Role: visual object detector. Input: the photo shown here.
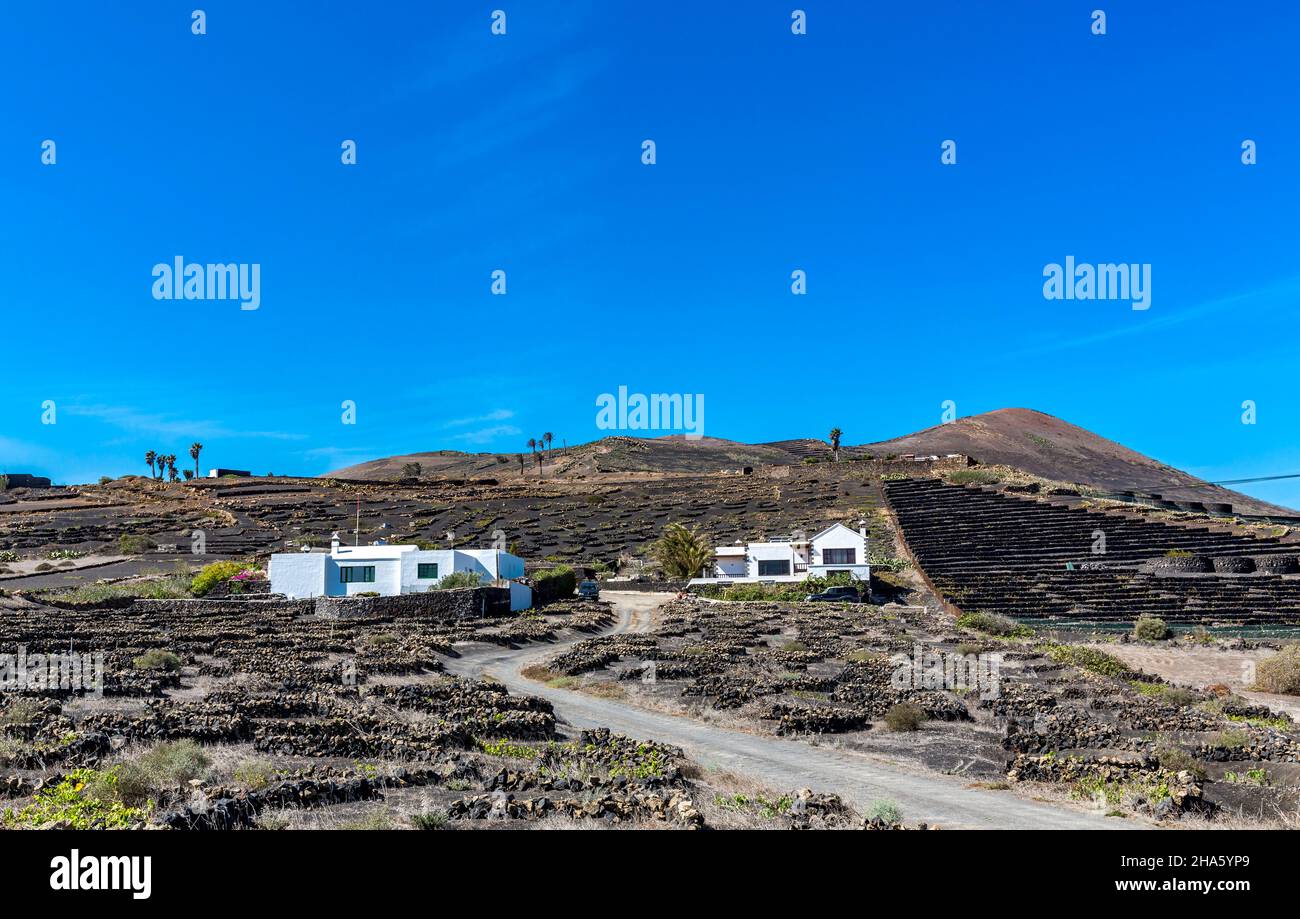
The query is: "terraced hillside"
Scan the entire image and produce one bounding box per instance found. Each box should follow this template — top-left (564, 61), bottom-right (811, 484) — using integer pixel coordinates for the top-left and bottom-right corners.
top-left (0, 467), bottom-right (881, 584)
top-left (886, 478), bottom-right (1300, 627)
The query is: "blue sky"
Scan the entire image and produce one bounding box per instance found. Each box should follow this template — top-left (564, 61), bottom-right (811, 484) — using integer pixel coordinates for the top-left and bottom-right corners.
top-left (1, 1), bottom-right (1298, 507)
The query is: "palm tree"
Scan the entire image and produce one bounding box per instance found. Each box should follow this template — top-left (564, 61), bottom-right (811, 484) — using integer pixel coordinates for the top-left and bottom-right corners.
top-left (145, 451), bottom-right (157, 480)
top-left (651, 522), bottom-right (714, 578)
top-left (527, 437), bottom-right (537, 461)
top-left (165, 455), bottom-right (178, 482)
top-left (516, 454), bottom-right (525, 476)
top-left (829, 427), bottom-right (842, 462)
top-left (543, 432), bottom-right (554, 456)
top-left (189, 442), bottom-right (203, 479)
top-left (534, 449), bottom-right (544, 479)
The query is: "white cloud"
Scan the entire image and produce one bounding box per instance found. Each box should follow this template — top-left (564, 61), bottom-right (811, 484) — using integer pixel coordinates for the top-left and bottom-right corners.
top-left (447, 424), bottom-right (521, 445)
top-left (64, 404), bottom-right (306, 441)
top-left (443, 409), bottom-right (514, 428)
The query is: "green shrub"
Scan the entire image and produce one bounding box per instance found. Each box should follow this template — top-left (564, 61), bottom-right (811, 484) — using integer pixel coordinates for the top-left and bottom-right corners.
top-left (106, 741), bottom-right (211, 806)
top-left (475, 738), bottom-right (538, 759)
top-left (956, 611), bottom-right (1033, 639)
top-left (699, 572), bottom-right (861, 603)
top-left (133, 649), bottom-right (182, 672)
top-left (0, 551), bottom-right (18, 563)
top-left (1211, 729), bottom-right (1250, 750)
top-left (1133, 615), bottom-right (1170, 641)
top-left (411, 811), bottom-right (447, 830)
top-left (1224, 768), bottom-right (1269, 786)
top-left (1153, 744), bottom-right (1205, 780)
top-left (1044, 643), bottom-right (1134, 679)
top-left (884, 702), bottom-right (926, 732)
top-left (1252, 644), bottom-right (1300, 695)
top-left (190, 560), bottom-right (255, 596)
top-left (1164, 549), bottom-right (1193, 559)
top-left (232, 758), bottom-right (277, 791)
top-left (117, 534), bottom-right (155, 555)
top-left (436, 570), bottom-right (485, 590)
top-left (866, 800), bottom-right (903, 823)
top-left (532, 565), bottom-right (576, 604)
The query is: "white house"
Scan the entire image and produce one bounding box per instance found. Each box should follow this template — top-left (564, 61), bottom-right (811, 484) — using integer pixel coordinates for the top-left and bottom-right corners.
top-left (269, 533), bottom-right (533, 610)
top-left (689, 522), bottom-right (870, 585)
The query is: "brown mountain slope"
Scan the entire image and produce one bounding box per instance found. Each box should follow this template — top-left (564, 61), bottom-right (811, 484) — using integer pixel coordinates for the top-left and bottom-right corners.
top-left (851, 408), bottom-right (1291, 516)
top-left (327, 435), bottom-right (805, 480)
top-left (326, 409), bottom-right (1292, 516)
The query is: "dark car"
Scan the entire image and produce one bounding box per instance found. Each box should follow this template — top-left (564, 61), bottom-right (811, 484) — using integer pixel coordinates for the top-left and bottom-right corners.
top-left (804, 585), bottom-right (864, 603)
top-left (577, 579), bottom-right (601, 600)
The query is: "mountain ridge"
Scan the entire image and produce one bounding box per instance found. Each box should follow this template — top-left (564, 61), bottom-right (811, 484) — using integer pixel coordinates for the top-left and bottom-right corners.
top-left (326, 408), bottom-right (1293, 516)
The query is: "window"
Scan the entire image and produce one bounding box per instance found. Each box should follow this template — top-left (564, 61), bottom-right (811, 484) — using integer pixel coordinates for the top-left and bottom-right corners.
top-left (758, 560), bottom-right (790, 577)
top-left (339, 566), bottom-right (375, 584)
top-left (823, 548), bottom-right (856, 565)
top-left (417, 563), bottom-right (439, 579)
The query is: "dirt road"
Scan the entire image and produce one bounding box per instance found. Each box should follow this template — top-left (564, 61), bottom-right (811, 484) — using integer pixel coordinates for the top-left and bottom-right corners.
top-left (444, 592), bottom-right (1136, 829)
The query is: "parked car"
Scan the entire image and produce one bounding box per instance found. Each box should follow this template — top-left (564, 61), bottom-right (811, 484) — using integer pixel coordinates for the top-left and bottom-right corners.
top-left (804, 585), bottom-right (864, 603)
top-left (578, 579), bottom-right (601, 600)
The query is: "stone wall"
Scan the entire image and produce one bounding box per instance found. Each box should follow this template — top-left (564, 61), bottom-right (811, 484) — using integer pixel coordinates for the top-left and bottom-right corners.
top-left (602, 580), bottom-right (688, 593)
top-left (132, 587), bottom-right (511, 620)
top-left (312, 587), bottom-right (511, 620)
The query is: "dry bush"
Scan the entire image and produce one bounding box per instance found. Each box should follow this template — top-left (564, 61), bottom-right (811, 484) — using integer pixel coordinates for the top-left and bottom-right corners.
top-left (884, 702), bottom-right (926, 732)
top-left (1253, 645), bottom-right (1300, 696)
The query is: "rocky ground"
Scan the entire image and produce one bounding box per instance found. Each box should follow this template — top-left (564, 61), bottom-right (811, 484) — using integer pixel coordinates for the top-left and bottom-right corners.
top-left (0, 593), bottom-right (903, 830)
top-left (534, 594), bottom-right (1300, 826)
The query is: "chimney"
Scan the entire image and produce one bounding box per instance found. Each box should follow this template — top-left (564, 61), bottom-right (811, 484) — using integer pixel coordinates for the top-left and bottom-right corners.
top-left (330, 531), bottom-right (341, 553)
top-left (858, 521), bottom-right (868, 542)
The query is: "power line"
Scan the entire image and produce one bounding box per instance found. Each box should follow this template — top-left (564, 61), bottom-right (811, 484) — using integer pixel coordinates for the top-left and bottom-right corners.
top-left (1208, 472), bottom-right (1300, 486)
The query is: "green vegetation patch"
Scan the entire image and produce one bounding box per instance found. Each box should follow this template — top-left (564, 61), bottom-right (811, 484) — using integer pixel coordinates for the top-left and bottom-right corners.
top-left (1044, 643), bottom-right (1135, 679)
top-left (956, 611), bottom-right (1034, 639)
top-left (3, 769), bottom-right (149, 829)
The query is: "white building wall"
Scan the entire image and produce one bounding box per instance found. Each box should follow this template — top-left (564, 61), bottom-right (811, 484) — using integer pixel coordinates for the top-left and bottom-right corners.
top-left (747, 543), bottom-right (798, 578)
top-left (715, 557), bottom-right (747, 578)
top-left (269, 554), bottom-right (327, 599)
top-left (810, 525), bottom-right (865, 565)
top-left (399, 550), bottom-right (454, 593)
top-left (270, 545), bottom-right (531, 604)
top-left (329, 557), bottom-right (401, 596)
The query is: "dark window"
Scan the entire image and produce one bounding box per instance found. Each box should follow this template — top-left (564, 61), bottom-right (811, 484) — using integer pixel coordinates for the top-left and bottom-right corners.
top-left (823, 548), bottom-right (856, 565)
top-left (417, 563), bottom-right (439, 579)
top-left (758, 560), bottom-right (791, 577)
top-left (339, 566), bottom-right (376, 584)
